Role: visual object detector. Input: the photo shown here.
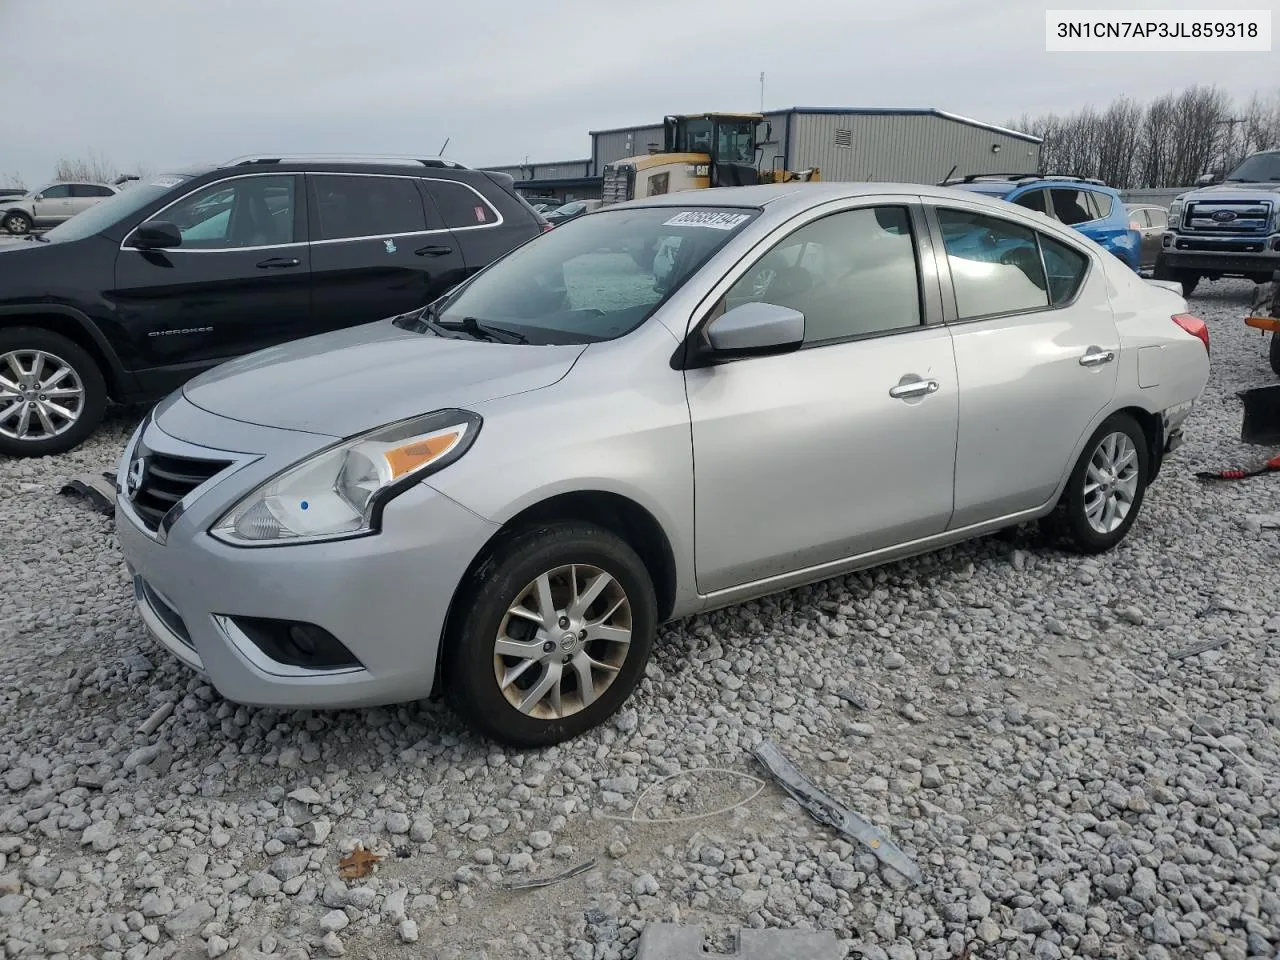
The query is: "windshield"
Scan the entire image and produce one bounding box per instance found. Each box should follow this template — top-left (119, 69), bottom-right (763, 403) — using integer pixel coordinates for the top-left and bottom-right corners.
top-left (435, 205), bottom-right (759, 345)
top-left (1225, 151), bottom-right (1280, 182)
top-left (716, 121), bottom-right (756, 164)
top-left (42, 174), bottom-right (192, 242)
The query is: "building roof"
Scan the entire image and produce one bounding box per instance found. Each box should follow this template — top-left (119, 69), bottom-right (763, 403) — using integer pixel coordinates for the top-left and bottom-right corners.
top-left (589, 108), bottom-right (1041, 144)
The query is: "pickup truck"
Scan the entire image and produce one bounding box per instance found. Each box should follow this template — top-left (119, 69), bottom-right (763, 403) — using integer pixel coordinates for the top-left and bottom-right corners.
top-left (1155, 149), bottom-right (1280, 297)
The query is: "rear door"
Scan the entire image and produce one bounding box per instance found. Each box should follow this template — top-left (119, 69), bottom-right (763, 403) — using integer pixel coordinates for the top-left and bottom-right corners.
top-left (70, 183), bottom-right (110, 215)
top-left (307, 173), bottom-right (468, 332)
top-left (420, 177), bottom-right (535, 276)
top-left (928, 203), bottom-right (1118, 527)
top-left (111, 173), bottom-right (311, 390)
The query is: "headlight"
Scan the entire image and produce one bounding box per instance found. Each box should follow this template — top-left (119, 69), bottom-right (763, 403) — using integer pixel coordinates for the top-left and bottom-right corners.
top-left (1168, 201), bottom-right (1183, 225)
top-left (211, 409), bottom-right (481, 546)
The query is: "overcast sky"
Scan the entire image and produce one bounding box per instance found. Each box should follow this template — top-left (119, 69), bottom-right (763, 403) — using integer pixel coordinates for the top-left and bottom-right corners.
top-left (0, 0), bottom-right (1273, 185)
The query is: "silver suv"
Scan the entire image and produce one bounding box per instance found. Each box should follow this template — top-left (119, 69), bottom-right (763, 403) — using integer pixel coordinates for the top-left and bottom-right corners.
top-left (2, 181), bottom-right (120, 234)
top-left (1155, 149), bottom-right (1280, 296)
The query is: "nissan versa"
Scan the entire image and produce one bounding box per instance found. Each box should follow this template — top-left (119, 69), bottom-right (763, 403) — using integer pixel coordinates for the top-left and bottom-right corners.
top-left (115, 184), bottom-right (1210, 746)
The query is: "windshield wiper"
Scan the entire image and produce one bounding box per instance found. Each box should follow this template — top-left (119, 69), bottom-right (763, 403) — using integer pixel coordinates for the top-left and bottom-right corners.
top-left (434, 316), bottom-right (528, 344)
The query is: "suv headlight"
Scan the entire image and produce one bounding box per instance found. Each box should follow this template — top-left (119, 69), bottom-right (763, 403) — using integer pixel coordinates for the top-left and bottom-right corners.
top-left (211, 409), bottom-right (481, 546)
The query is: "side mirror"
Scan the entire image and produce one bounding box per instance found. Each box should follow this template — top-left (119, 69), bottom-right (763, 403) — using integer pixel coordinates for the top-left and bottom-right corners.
top-left (32, 193), bottom-right (44, 201)
top-left (1195, 173), bottom-right (1218, 187)
top-left (130, 221), bottom-right (182, 250)
top-left (704, 301), bottom-right (804, 360)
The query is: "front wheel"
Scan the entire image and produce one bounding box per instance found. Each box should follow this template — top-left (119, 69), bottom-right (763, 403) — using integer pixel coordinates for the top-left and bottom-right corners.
top-left (0, 327), bottom-right (107, 457)
top-left (1153, 257), bottom-right (1199, 297)
top-left (1044, 414), bottom-right (1150, 554)
top-left (444, 522), bottom-right (657, 747)
top-left (4, 211), bottom-right (33, 235)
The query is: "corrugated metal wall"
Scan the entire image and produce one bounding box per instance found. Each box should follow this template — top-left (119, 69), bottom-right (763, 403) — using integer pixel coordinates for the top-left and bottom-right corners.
top-left (484, 164), bottom-right (526, 179)
top-left (481, 160), bottom-right (591, 182)
top-left (591, 125), bottom-right (665, 175)
top-left (788, 113), bottom-right (1040, 183)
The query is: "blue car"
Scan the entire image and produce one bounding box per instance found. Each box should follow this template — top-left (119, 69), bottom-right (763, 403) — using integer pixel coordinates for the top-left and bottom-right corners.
top-left (943, 175), bottom-right (1142, 272)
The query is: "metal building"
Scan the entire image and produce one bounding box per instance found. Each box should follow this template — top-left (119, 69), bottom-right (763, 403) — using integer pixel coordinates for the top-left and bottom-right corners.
top-left (486, 107), bottom-right (1041, 201)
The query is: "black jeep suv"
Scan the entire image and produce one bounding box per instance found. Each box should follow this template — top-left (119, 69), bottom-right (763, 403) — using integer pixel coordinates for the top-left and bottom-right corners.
top-left (0, 155), bottom-right (547, 456)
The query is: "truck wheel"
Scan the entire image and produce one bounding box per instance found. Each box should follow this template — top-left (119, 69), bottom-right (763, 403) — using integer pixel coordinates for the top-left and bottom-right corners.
top-left (1270, 332), bottom-right (1280, 378)
top-left (1154, 257), bottom-right (1198, 298)
top-left (0, 327), bottom-right (107, 457)
top-left (1179, 274), bottom-right (1200, 297)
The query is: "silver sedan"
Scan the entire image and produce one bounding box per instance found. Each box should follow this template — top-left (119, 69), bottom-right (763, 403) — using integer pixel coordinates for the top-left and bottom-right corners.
top-left (115, 183), bottom-right (1211, 745)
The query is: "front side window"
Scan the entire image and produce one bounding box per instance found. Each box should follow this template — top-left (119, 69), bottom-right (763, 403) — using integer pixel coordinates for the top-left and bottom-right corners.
top-left (434, 206), bottom-right (759, 344)
top-left (156, 176), bottom-right (296, 249)
top-left (1147, 207), bottom-right (1167, 228)
top-left (311, 175), bottom-right (427, 240)
top-left (40, 184), bottom-right (73, 199)
top-left (723, 206), bottom-right (922, 344)
top-left (1049, 188), bottom-right (1095, 225)
top-left (936, 208), bottom-right (1049, 319)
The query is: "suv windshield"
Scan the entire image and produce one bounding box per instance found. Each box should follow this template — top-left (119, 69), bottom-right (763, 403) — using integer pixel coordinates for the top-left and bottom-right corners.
top-left (1225, 152), bottom-right (1280, 182)
top-left (434, 206), bottom-right (759, 344)
top-left (42, 175), bottom-right (192, 242)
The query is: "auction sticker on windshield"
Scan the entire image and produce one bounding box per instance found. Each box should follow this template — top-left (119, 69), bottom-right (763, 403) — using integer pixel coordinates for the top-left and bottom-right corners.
top-left (663, 211), bottom-right (752, 230)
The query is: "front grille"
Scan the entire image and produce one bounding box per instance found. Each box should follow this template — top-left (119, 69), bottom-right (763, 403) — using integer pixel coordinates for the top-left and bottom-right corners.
top-left (129, 443), bottom-right (231, 532)
top-left (136, 577), bottom-right (193, 649)
top-left (1183, 200), bottom-right (1273, 236)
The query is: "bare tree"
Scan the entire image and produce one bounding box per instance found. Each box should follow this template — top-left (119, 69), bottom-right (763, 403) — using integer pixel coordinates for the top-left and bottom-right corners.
top-left (2, 171), bottom-right (25, 190)
top-left (50, 152), bottom-right (150, 185)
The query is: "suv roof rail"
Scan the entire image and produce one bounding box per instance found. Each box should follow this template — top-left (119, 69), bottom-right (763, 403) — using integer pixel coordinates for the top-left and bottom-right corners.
top-left (939, 171), bottom-right (1110, 187)
top-left (1037, 173), bottom-right (1109, 186)
top-left (224, 153), bottom-right (469, 170)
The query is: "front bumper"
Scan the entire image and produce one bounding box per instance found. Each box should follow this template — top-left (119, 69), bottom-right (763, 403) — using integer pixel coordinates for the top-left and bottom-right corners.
top-left (114, 402), bottom-right (498, 709)
top-left (1159, 234), bottom-right (1280, 276)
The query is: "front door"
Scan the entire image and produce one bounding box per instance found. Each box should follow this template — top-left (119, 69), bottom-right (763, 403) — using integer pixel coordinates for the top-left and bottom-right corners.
top-left (110, 173), bottom-right (311, 390)
top-left (930, 205), bottom-right (1119, 527)
top-left (307, 173), bottom-right (468, 333)
top-left (32, 184), bottom-right (75, 224)
top-left (686, 203), bottom-right (958, 594)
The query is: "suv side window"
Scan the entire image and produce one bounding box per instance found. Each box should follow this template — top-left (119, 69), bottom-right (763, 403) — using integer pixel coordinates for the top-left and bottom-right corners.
top-left (1048, 188), bottom-right (1095, 226)
top-left (936, 208), bottom-right (1049, 319)
top-left (724, 205), bottom-right (922, 345)
top-left (72, 184), bottom-right (114, 198)
top-left (160, 176), bottom-right (297, 249)
top-left (40, 184), bottom-right (73, 199)
top-left (1087, 191), bottom-right (1113, 219)
top-left (310, 175), bottom-right (428, 241)
top-left (424, 179), bottom-right (499, 229)
top-left (1013, 189), bottom-right (1048, 215)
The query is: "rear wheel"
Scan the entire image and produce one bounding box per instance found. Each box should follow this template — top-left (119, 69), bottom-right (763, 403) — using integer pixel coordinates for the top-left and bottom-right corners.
top-left (1043, 413), bottom-right (1149, 554)
top-left (0, 328), bottom-right (106, 457)
top-left (4, 211), bottom-right (33, 235)
top-left (445, 522), bottom-right (657, 747)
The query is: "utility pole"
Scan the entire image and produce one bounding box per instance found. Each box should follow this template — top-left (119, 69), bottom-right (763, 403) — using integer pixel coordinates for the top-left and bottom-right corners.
top-left (759, 72), bottom-right (765, 113)
top-left (1216, 116), bottom-right (1244, 175)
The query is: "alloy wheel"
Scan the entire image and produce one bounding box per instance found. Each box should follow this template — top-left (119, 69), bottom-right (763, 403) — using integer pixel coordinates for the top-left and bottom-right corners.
top-left (492, 563), bottom-right (633, 720)
top-left (0, 349), bottom-right (86, 441)
top-left (1083, 431), bottom-right (1139, 534)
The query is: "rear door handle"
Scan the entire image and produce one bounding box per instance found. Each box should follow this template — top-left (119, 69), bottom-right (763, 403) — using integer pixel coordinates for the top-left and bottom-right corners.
top-left (888, 377), bottom-right (940, 400)
top-left (257, 257), bottom-right (300, 269)
top-left (414, 245), bottom-right (454, 257)
top-left (1079, 348), bottom-right (1115, 367)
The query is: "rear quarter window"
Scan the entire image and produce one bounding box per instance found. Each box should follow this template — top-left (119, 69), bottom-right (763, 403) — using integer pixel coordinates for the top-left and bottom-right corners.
top-left (1089, 192), bottom-right (1114, 219)
top-left (424, 179), bottom-right (500, 229)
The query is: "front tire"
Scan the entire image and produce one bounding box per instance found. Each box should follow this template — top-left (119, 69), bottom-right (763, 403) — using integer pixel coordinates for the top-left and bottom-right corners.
top-left (444, 522), bottom-right (657, 747)
top-left (0, 327), bottom-right (106, 457)
top-left (1044, 413), bottom-right (1149, 554)
top-left (1153, 256), bottom-right (1199, 297)
top-left (4, 211), bottom-right (33, 235)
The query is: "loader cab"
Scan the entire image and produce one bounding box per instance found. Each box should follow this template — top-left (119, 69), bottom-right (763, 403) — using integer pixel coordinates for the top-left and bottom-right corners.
top-left (663, 113), bottom-right (766, 187)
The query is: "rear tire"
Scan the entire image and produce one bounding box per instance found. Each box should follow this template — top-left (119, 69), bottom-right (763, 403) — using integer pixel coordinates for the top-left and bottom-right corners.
top-left (1043, 413), bottom-right (1149, 554)
top-left (0, 327), bottom-right (106, 457)
top-left (444, 522), bottom-right (657, 747)
top-left (1153, 256), bottom-right (1198, 297)
top-left (4, 211), bottom-right (33, 235)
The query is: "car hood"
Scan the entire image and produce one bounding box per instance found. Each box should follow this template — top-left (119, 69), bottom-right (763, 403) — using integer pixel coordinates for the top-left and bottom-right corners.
top-left (0, 237), bottom-right (51, 252)
top-left (182, 319), bottom-right (586, 437)
top-left (1179, 183), bottom-right (1280, 201)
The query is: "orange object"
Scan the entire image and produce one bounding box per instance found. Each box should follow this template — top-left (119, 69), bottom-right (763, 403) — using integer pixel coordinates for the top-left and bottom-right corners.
top-left (1246, 315), bottom-right (1280, 333)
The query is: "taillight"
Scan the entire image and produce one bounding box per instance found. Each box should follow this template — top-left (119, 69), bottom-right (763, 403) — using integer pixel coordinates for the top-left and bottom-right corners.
top-left (1173, 313), bottom-right (1209, 354)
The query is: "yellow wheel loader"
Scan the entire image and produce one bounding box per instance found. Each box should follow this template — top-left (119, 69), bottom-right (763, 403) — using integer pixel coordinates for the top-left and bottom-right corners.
top-left (601, 112), bottom-right (820, 206)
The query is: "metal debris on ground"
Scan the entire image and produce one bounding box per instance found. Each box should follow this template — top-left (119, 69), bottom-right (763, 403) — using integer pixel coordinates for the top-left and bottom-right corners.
top-left (636, 923), bottom-right (842, 960)
top-left (752, 739), bottom-right (923, 885)
top-left (1170, 637), bottom-right (1231, 660)
top-left (58, 472), bottom-right (118, 515)
top-left (136, 701), bottom-right (174, 736)
top-left (501, 859), bottom-right (596, 891)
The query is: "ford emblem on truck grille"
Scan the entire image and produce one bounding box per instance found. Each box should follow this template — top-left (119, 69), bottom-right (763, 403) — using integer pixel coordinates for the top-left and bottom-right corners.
top-left (1211, 210), bottom-right (1237, 222)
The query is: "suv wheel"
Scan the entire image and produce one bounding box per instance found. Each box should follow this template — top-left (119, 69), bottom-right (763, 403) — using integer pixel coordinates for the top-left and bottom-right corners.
top-left (445, 522), bottom-right (657, 747)
top-left (4, 211), bottom-right (33, 235)
top-left (1043, 413), bottom-right (1149, 554)
top-left (0, 328), bottom-right (107, 457)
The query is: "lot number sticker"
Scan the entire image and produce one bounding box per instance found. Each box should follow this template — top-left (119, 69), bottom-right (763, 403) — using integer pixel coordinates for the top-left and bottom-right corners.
top-left (662, 211), bottom-right (751, 230)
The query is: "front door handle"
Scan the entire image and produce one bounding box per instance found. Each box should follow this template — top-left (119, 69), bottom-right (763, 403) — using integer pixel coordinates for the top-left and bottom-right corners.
top-left (888, 377), bottom-right (940, 400)
top-left (414, 245), bottom-right (454, 257)
top-left (257, 257), bottom-right (301, 269)
top-left (1079, 348), bottom-right (1115, 367)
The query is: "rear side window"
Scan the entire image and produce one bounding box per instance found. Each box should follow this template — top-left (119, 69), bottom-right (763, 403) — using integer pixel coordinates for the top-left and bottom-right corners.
top-left (936, 208), bottom-right (1048, 319)
top-left (425, 180), bottom-right (499, 228)
top-left (1049, 189), bottom-right (1095, 225)
top-left (72, 184), bottom-right (114, 198)
top-left (1013, 189), bottom-right (1047, 214)
top-left (1147, 207), bottom-right (1167, 228)
top-left (310, 175), bottom-right (427, 240)
top-left (1039, 235), bottom-right (1089, 304)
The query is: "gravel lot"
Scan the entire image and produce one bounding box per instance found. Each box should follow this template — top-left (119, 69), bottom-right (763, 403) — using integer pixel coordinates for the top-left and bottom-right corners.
top-left (2, 279), bottom-right (1278, 960)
